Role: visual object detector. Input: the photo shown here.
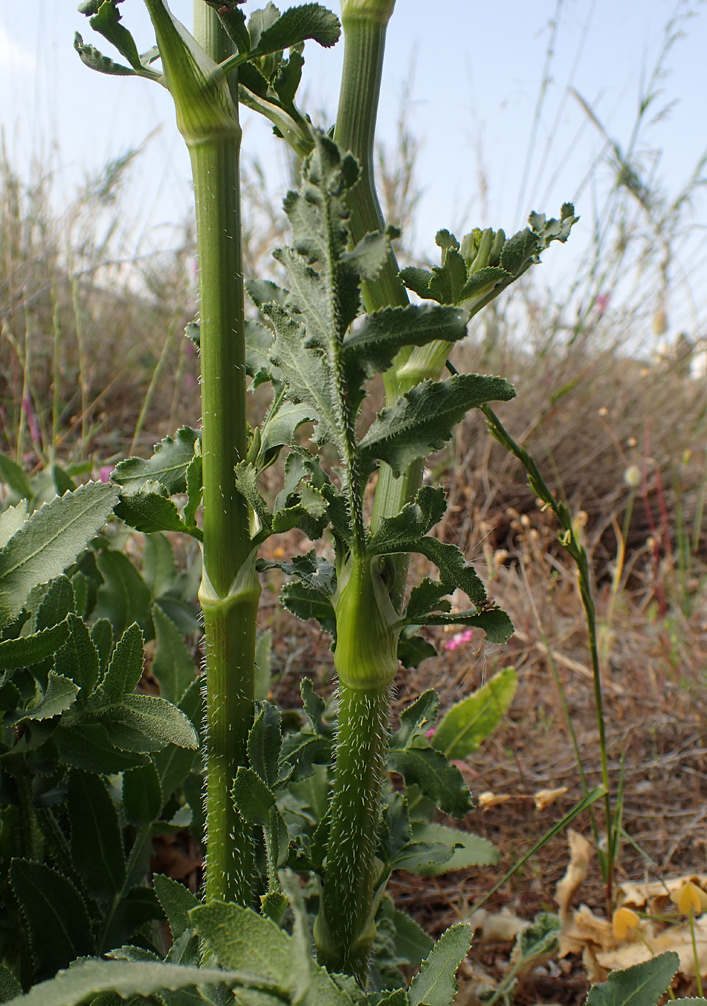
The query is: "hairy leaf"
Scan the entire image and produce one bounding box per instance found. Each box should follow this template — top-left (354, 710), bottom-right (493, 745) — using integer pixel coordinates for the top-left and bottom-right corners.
top-left (55, 721), bottom-right (150, 773)
top-left (36, 575), bottom-right (75, 630)
top-left (233, 766), bottom-right (277, 825)
top-left (112, 427), bottom-right (200, 496)
top-left (68, 770), bottom-right (126, 900)
top-left (408, 924), bottom-right (473, 1006)
top-left (253, 4), bottom-right (340, 56)
top-left (9, 860), bottom-right (94, 979)
top-left (95, 622), bottom-right (144, 702)
top-left (0, 620), bottom-right (70, 671)
top-left (342, 304), bottom-right (467, 389)
top-left (7, 957), bottom-right (298, 1006)
top-left (123, 760), bottom-right (163, 826)
top-left (14, 671), bottom-right (78, 723)
top-left (0, 482), bottom-right (118, 627)
top-left (358, 374), bottom-right (516, 478)
top-left (153, 873), bottom-right (199, 943)
top-left (55, 613), bottom-right (100, 697)
top-left (115, 487), bottom-right (195, 538)
top-left (585, 952), bottom-right (680, 1006)
top-left (191, 900), bottom-right (356, 1005)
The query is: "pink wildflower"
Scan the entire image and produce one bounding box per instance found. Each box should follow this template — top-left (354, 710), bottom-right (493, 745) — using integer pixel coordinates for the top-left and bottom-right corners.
top-left (443, 628), bottom-right (473, 652)
top-left (595, 293), bottom-right (610, 317)
top-left (98, 465), bottom-right (114, 483)
top-left (22, 397), bottom-right (40, 445)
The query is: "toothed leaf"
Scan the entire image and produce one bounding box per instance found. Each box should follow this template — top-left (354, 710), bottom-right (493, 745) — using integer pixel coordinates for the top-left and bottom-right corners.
top-left (0, 482), bottom-right (118, 628)
top-left (112, 427), bottom-right (200, 496)
top-left (252, 4), bottom-right (341, 56)
top-left (358, 374), bottom-right (516, 478)
top-left (408, 924), bottom-right (473, 1006)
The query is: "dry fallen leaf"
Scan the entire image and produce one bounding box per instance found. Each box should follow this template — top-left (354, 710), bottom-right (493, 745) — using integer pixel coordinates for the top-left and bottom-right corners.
top-left (556, 830), bottom-right (593, 923)
top-left (478, 791), bottom-right (514, 809)
top-left (534, 787), bottom-right (568, 810)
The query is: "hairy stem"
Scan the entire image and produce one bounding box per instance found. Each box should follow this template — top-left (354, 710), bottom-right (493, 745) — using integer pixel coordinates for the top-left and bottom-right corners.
top-left (316, 680), bottom-right (390, 983)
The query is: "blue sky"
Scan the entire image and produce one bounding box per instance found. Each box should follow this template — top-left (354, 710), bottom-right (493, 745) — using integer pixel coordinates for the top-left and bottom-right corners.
top-left (2, 1), bottom-right (707, 338)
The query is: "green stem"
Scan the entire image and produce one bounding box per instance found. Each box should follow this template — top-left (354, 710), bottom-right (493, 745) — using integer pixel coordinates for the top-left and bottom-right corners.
top-left (141, 0), bottom-right (260, 907)
top-left (316, 680), bottom-right (390, 983)
top-left (316, 552), bottom-right (399, 981)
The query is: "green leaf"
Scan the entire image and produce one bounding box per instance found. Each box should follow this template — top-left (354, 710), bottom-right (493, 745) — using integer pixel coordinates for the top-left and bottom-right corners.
top-left (153, 873), bottom-right (199, 943)
top-left (368, 486), bottom-right (447, 555)
top-left (233, 766), bottom-right (277, 825)
top-left (398, 266), bottom-right (435, 301)
top-left (123, 760), bottom-right (163, 826)
top-left (97, 694), bottom-right (199, 751)
top-left (74, 32), bottom-right (138, 76)
top-left (585, 952), bottom-right (680, 1006)
top-left (252, 4), bottom-right (341, 56)
top-left (96, 622), bottom-right (144, 701)
top-left (343, 305), bottom-right (467, 387)
top-left (5, 957), bottom-right (298, 1006)
top-left (36, 575), bottom-right (75, 629)
top-left (388, 693), bottom-right (471, 818)
top-left (191, 900), bottom-right (356, 1005)
top-left (0, 965), bottom-right (22, 1002)
top-left (93, 550), bottom-right (152, 639)
top-left (381, 903), bottom-right (433, 970)
top-left (67, 770), bottom-right (126, 900)
top-left (115, 487), bottom-right (195, 538)
top-left (0, 619), bottom-right (70, 671)
top-left (358, 374), bottom-right (516, 478)
top-left (387, 744), bottom-right (471, 818)
top-left (9, 859), bottom-right (94, 979)
top-left (378, 991), bottom-right (410, 1006)
top-left (248, 701), bottom-right (283, 788)
top-left (235, 462), bottom-right (273, 533)
top-left (0, 453), bottom-right (32, 499)
top-left (55, 613), bottom-right (100, 696)
top-left (259, 400), bottom-right (317, 463)
top-left (0, 481), bottom-right (118, 628)
top-left (413, 606), bottom-right (514, 645)
top-left (247, 3), bottom-right (282, 51)
top-left (112, 427), bottom-right (200, 496)
top-left (152, 604), bottom-right (196, 704)
top-left (89, 0), bottom-right (145, 73)
top-left (389, 840), bottom-right (455, 873)
top-left (183, 453), bottom-right (202, 529)
top-left (408, 924), bottom-right (473, 1006)
top-left (397, 631), bottom-right (437, 669)
top-left (142, 535), bottom-right (175, 601)
top-left (55, 721), bottom-right (150, 773)
top-left (90, 618), bottom-right (113, 673)
top-left (153, 678), bottom-right (202, 796)
top-left (0, 500), bottom-right (28, 549)
top-left (14, 670), bottom-right (78, 723)
top-left (432, 666), bottom-right (517, 758)
top-left (409, 823), bottom-right (499, 876)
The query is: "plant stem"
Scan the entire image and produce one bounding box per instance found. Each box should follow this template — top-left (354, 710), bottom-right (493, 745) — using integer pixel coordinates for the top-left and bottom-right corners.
top-left (189, 6), bottom-right (258, 907)
top-left (316, 680), bottom-right (391, 982)
top-left (317, 551), bottom-right (399, 980)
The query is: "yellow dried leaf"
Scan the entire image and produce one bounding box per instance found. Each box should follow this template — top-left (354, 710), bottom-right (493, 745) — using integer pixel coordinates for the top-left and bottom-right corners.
top-left (556, 830), bottom-right (593, 922)
top-left (478, 791), bottom-right (513, 809)
top-left (613, 907), bottom-right (640, 940)
top-left (534, 787), bottom-right (568, 810)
